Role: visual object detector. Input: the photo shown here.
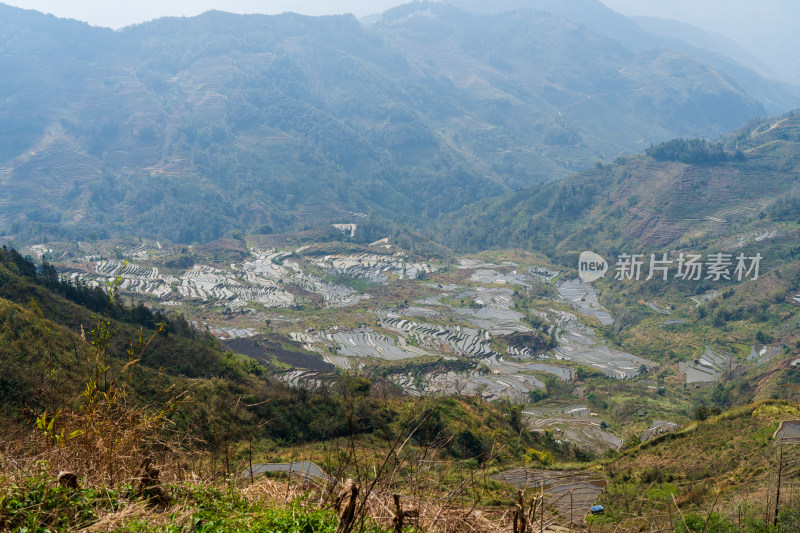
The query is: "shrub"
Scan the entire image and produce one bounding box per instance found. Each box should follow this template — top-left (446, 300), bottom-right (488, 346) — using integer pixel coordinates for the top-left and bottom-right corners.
top-left (524, 448), bottom-right (553, 466)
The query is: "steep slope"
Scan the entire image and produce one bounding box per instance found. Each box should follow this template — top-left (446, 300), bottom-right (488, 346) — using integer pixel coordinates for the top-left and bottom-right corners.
top-left (446, 0), bottom-right (800, 114)
top-left (630, 15), bottom-right (771, 76)
top-left (375, 3), bottom-right (764, 182)
top-left (436, 111), bottom-right (800, 264)
top-left (0, 2), bottom-right (784, 245)
top-left (590, 400), bottom-right (800, 531)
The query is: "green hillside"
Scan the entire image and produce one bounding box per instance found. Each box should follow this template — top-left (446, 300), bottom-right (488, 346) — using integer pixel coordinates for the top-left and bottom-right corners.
top-left (0, 2), bottom-right (791, 244)
top-left (3, 2), bottom-right (800, 530)
top-left (432, 111), bottom-right (800, 432)
top-left (591, 400), bottom-right (800, 532)
top-left (436, 110), bottom-right (800, 265)
top-left (0, 245), bottom-right (574, 531)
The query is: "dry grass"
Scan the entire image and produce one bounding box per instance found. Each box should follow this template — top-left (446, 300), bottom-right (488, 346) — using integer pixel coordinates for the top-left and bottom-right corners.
top-left (82, 502), bottom-right (159, 533)
top-left (360, 491), bottom-right (505, 533)
top-left (0, 305), bottom-right (576, 531)
top-left (237, 475), bottom-right (523, 533)
top-left (0, 423), bottom-right (580, 533)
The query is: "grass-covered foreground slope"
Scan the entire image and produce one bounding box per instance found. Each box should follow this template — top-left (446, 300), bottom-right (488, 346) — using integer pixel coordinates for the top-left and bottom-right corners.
top-left (590, 400), bottom-right (800, 532)
top-left (0, 245), bottom-right (799, 531)
top-left (1, 246), bottom-right (596, 531)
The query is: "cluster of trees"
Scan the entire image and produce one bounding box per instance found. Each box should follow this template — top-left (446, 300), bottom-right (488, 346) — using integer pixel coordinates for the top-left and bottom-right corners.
top-left (433, 164), bottom-right (614, 258)
top-left (0, 246), bottom-right (200, 339)
top-left (645, 138), bottom-right (743, 164)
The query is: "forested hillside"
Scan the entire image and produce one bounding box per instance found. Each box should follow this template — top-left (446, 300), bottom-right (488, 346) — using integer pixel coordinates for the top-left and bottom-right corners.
top-left (0, 1), bottom-right (793, 244)
top-left (435, 111), bottom-right (800, 265)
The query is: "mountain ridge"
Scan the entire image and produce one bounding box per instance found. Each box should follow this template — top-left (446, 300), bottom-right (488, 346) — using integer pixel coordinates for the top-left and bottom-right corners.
top-left (0, 1), bottom-right (793, 245)
top-left (434, 110), bottom-right (800, 264)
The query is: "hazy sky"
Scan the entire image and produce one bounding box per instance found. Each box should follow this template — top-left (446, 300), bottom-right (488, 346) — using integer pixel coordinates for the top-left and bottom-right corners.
top-left (2, 1), bottom-right (406, 28)
top-left (601, 0), bottom-right (796, 38)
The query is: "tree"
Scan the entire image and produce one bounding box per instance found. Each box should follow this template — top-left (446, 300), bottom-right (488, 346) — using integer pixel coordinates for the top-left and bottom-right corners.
top-left (694, 405), bottom-right (710, 421)
top-left (544, 375), bottom-right (558, 396)
top-left (528, 389), bottom-right (547, 403)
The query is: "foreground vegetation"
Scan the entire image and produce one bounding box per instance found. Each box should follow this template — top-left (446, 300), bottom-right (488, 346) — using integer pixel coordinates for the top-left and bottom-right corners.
top-left (591, 400), bottom-right (800, 532)
top-left (1, 242), bottom-right (799, 532)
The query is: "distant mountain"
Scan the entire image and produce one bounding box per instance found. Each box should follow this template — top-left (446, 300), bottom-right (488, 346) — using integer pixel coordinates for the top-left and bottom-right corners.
top-left (630, 16), bottom-right (770, 77)
top-left (444, 0), bottom-right (800, 114)
top-left (627, 16), bottom-right (800, 114)
top-left (0, 2), bottom-right (793, 244)
top-left (600, 0), bottom-right (800, 86)
top-left (435, 110), bottom-right (800, 264)
top-left (445, 0), bottom-right (662, 50)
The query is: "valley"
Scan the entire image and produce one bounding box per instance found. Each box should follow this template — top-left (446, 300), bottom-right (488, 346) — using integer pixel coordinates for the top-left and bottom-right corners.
top-left (31, 236), bottom-right (649, 397)
top-left (26, 226), bottom-right (798, 458)
top-left (11, 110), bottom-right (800, 530)
top-left (2, 1), bottom-right (800, 531)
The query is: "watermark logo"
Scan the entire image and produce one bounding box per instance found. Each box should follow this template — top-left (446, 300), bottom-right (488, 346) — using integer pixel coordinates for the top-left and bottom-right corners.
top-left (579, 251), bottom-right (762, 283)
top-left (578, 251), bottom-right (608, 282)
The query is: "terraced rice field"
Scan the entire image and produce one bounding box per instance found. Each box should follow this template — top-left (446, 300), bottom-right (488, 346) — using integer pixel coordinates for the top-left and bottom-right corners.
top-left (179, 264), bottom-right (294, 306)
top-left (291, 270), bottom-right (371, 307)
top-left (281, 370), bottom-right (327, 388)
top-left (387, 355), bottom-right (573, 402)
top-left (746, 344), bottom-right (783, 363)
top-left (679, 346), bottom-right (734, 384)
top-left (307, 251), bottom-right (436, 283)
top-left (43, 239), bottom-right (657, 400)
top-left (491, 468), bottom-right (607, 523)
top-left (522, 405), bottom-right (622, 453)
top-left (424, 356), bottom-right (570, 400)
top-left (469, 268), bottom-right (530, 286)
top-left (207, 327), bottom-right (257, 339)
top-left (331, 223), bottom-right (357, 238)
top-left (291, 327), bottom-right (431, 362)
top-left (292, 305), bottom-right (575, 401)
top-left (380, 317), bottom-right (494, 359)
top-left (300, 272), bottom-right (650, 397)
top-left (392, 368), bottom-right (539, 402)
top-left (372, 306), bottom-right (441, 319)
top-left (450, 286), bottom-right (529, 335)
top-left (774, 420), bottom-right (800, 444)
top-left (690, 289), bottom-right (719, 307)
top-left (241, 250), bottom-right (290, 278)
top-left (640, 420), bottom-right (681, 442)
top-left (556, 278), bottom-right (613, 325)
top-left (65, 261), bottom-right (175, 299)
top-left (553, 311), bottom-right (652, 379)
top-left (58, 245), bottom-right (368, 309)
